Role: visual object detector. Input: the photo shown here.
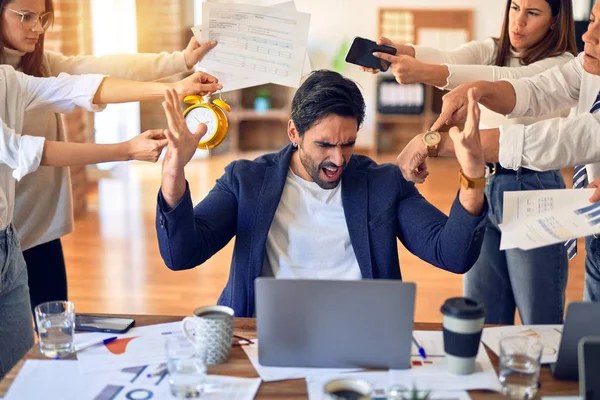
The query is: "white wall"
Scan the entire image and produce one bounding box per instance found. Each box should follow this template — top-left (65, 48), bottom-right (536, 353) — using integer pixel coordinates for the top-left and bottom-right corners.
top-left (291, 0), bottom-right (507, 148)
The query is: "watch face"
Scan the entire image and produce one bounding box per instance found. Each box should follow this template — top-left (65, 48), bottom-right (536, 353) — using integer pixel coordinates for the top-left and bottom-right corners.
top-left (423, 130), bottom-right (441, 146)
top-left (184, 107), bottom-right (218, 142)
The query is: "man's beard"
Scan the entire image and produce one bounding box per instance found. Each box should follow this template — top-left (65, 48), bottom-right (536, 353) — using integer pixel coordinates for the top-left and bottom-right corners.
top-left (298, 148), bottom-right (345, 190)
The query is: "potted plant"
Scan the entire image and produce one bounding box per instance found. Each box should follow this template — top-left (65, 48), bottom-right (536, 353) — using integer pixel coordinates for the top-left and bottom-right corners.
top-left (386, 384), bottom-right (431, 400)
top-left (254, 87), bottom-right (271, 113)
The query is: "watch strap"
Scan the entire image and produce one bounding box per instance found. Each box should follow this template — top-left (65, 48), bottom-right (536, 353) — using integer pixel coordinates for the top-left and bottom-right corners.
top-left (427, 145), bottom-right (438, 157)
top-left (459, 169), bottom-right (486, 189)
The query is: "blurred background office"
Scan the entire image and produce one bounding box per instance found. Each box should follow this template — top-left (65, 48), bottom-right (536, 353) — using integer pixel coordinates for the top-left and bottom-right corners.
top-left (47, 0), bottom-right (592, 322)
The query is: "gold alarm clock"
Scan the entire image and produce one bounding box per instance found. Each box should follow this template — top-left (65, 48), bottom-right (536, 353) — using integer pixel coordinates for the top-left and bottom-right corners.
top-left (183, 92), bottom-right (231, 150)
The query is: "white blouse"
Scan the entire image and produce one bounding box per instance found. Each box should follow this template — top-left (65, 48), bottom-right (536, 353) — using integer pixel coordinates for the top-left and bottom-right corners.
top-left (499, 53), bottom-right (600, 183)
top-left (413, 38), bottom-right (574, 129)
top-left (0, 65), bottom-right (105, 230)
top-left (4, 46), bottom-right (189, 250)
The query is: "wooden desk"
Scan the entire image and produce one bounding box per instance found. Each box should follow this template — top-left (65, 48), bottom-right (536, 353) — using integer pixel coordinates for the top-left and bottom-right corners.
top-left (0, 316), bottom-right (580, 399)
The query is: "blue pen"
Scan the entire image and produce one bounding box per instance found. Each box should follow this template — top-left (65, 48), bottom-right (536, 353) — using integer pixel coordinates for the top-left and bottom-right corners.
top-left (412, 336), bottom-right (427, 359)
top-left (75, 336), bottom-right (118, 352)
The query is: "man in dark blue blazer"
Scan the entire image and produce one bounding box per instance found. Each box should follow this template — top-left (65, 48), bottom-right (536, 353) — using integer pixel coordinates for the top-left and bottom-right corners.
top-left (156, 70), bottom-right (488, 317)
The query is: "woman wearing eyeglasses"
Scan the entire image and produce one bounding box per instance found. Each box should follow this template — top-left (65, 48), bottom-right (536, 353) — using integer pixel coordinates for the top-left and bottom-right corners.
top-left (0, 0), bottom-right (216, 317)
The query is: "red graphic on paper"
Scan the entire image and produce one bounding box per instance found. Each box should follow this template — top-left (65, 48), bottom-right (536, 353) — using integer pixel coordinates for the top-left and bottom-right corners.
top-left (105, 337), bottom-right (137, 355)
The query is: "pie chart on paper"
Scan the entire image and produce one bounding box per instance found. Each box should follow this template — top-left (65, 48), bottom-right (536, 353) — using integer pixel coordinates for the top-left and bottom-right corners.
top-left (105, 337), bottom-right (138, 355)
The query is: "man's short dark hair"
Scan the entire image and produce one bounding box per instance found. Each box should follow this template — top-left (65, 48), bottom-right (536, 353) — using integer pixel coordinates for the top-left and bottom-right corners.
top-left (291, 70), bottom-right (366, 135)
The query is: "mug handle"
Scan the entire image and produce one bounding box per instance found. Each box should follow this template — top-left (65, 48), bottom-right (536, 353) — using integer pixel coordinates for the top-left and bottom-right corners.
top-left (181, 317), bottom-right (198, 344)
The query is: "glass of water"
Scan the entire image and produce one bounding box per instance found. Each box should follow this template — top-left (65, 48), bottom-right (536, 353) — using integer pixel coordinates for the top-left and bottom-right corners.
top-left (499, 336), bottom-right (544, 399)
top-left (165, 335), bottom-right (207, 398)
top-left (34, 301), bottom-right (76, 358)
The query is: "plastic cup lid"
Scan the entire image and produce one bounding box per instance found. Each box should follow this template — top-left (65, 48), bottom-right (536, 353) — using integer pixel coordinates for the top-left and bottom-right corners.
top-left (440, 297), bottom-right (485, 320)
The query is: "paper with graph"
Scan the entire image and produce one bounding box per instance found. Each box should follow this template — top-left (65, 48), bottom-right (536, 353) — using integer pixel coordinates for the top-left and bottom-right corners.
top-left (481, 325), bottom-right (562, 364)
top-left (192, 1), bottom-right (311, 91)
top-left (3, 360), bottom-right (261, 400)
top-left (199, 1), bottom-right (310, 87)
top-left (499, 189), bottom-right (600, 250)
top-left (76, 321), bottom-right (183, 374)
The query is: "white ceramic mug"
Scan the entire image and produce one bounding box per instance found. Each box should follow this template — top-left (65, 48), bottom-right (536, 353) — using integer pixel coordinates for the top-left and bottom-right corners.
top-left (181, 305), bottom-right (235, 364)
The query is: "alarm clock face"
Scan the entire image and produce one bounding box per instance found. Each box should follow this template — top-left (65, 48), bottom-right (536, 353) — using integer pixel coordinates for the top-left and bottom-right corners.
top-left (184, 107), bottom-right (218, 142)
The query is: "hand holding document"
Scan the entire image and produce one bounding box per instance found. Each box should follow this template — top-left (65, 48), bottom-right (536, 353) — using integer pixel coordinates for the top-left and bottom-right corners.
top-left (499, 189), bottom-right (599, 250)
top-left (198, 1), bottom-right (311, 88)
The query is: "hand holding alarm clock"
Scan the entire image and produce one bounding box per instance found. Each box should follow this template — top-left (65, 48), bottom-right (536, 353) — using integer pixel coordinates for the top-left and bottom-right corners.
top-left (161, 88), bottom-right (231, 171)
top-left (182, 91), bottom-right (231, 150)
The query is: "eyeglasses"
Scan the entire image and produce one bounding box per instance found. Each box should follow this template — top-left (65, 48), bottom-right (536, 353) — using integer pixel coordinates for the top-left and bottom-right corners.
top-left (6, 8), bottom-right (54, 31)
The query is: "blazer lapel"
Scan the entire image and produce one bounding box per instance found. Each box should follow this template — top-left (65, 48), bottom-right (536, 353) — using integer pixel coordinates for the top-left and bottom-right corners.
top-left (249, 145), bottom-right (294, 278)
top-left (342, 158), bottom-right (373, 278)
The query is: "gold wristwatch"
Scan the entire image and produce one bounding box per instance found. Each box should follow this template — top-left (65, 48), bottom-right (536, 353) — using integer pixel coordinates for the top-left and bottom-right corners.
top-left (422, 130), bottom-right (441, 157)
top-left (459, 169), bottom-right (486, 189)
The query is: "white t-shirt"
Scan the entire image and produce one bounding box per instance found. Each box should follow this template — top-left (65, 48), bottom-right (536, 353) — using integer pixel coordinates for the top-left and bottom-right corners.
top-left (0, 65), bottom-right (105, 230)
top-left (262, 168), bottom-right (362, 280)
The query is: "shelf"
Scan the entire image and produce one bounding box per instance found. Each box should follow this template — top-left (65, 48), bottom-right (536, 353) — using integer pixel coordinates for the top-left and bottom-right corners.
top-left (233, 109), bottom-right (290, 122)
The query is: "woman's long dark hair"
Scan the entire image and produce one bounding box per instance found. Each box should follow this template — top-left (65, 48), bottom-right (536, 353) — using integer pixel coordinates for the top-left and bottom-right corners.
top-left (0, 0), bottom-right (54, 77)
top-left (495, 0), bottom-right (577, 66)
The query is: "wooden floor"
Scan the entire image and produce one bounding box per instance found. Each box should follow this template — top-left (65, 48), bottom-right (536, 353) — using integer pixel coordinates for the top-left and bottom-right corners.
top-left (61, 153), bottom-right (585, 322)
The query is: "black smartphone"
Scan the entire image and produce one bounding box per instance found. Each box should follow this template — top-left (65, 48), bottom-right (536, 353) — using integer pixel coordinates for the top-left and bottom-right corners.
top-left (75, 314), bottom-right (135, 334)
top-left (345, 36), bottom-right (397, 71)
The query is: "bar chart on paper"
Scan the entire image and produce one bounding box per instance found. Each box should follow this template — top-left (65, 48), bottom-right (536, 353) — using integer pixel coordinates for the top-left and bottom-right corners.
top-left (76, 322), bottom-right (185, 374)
top-left (499, 189), bottom-right (600, 250)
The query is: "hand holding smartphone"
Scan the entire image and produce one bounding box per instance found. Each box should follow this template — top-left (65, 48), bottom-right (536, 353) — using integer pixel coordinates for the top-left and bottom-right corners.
top-left (345, 36), bottom-right (397, 71)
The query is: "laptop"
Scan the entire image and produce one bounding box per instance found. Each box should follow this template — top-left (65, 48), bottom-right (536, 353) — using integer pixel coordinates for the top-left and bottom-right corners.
top-left (255, 278), bottom-right (416, 369)
top-left (551, 302), bottom-right (600, 381)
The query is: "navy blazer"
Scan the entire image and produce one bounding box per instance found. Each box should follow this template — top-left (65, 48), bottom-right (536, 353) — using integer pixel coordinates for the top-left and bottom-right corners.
top-left (156, 145), bottom-right (487, 317)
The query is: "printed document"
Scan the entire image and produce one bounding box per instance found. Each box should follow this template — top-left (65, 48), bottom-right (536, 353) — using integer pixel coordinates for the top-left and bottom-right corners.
top-left (200, 2), bottom-right (311, 87)
top-left (499, 189), bottom-right (598, 250)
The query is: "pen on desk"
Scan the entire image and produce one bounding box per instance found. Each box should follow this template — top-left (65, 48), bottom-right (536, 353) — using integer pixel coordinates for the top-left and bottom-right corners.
top-left (75, 336), bottom-right (117, 353)
top-left (147, 365), bottom-right (168, 377)
top-left (412, 336), bottom-right (427, 359)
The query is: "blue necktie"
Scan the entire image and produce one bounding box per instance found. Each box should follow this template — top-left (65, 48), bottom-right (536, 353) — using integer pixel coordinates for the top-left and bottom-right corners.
top-left (566, 91), bottom-right (600, 259)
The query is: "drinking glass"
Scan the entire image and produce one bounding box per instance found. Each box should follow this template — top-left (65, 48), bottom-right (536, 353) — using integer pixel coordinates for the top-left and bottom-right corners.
top-left (34, 301), bottom-right (76, 358)
top-left (499, 336), bottom-right (544, 399)
top-left (165, 335), bottom-right (208, 398)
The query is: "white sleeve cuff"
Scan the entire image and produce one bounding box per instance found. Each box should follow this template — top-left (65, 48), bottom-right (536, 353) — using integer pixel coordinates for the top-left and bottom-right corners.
top-left (412, 46), bottom-right (442, 64)
top-left (13, 135), bottom-right (45, 181)
top-left (499, 124), bottom-right (525, 171)
top-left (58, 73), bottom-right (108, 112)
top-left (504, 79), bottom-right (529, 118)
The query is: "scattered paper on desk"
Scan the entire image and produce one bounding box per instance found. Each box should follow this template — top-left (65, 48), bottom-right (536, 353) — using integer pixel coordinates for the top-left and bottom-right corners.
top-left (76, 322), bottom-right (185, 374)
top-left (82, 364), bottom-right (261, 400)
top-left (200, 2), bottom-right (311, 88)
top-left (499, 189), bottom-right (600, 250)
top-left (4, 360), bottom-right (261, 400)
top-left (4, 361), bottom-right (83, 400)
top-left (411, 330), bottom-right (446, 357)
top-left (75, 320), bottom-right (183, 343)
top-left (305, 371), bottom-right (470, 400)
top-left (391, 332), bottom-right (502, 393)
top-left (241, 340), bottom-right (361, 382)
top-left (482, 325), bottom-right (563, 365)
